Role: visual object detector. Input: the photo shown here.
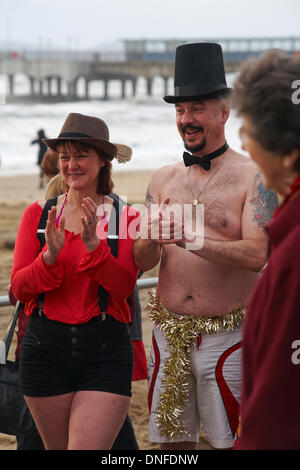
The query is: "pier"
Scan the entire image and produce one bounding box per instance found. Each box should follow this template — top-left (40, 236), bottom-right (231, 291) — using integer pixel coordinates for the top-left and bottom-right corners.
top-left (0, 37), bottom-right (299, 102)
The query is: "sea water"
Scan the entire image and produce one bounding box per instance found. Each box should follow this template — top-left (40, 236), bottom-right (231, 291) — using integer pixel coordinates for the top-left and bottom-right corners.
top-left (0, 72), bottom-right (246, 176)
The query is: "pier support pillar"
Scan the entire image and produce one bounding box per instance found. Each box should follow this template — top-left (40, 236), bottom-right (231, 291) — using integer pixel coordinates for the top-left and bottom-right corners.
top-left (46, 77), bottom-right (52, 96)
top-left (132, 78), bottom-right (137, 97)
top-left (121, 79), bottom-right (126, 99)
top-left (103, 80), bottom-right (109, 100)
top-left (38, 79), bottom-right (44, 96)
top-left (146, 77), bottom-right (153, 96)
top-left (57, 77), bottom-right (62, 96)
top-left (163, 76), bottom-right (169, 96)
top-left (8, 74), bottom-right (14, 97)
top-left (29, 76), bottom-right (35, 96)
top-left (67, 81), bottom-right (75, 100)
top-left (85, 79), bottom-right (89, 99)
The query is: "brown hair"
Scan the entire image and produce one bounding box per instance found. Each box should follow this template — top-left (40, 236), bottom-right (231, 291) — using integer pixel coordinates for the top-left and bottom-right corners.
top-left (231, 49), bottom-right (300, 171)
top-left (56, 140), bottom-right (114, 195)
top-left (41, 148), bottom-right (59, 179)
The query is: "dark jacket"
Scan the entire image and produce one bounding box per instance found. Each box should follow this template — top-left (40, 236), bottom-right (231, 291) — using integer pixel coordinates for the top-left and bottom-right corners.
top-left (31, 130), bottom-right (47, 166)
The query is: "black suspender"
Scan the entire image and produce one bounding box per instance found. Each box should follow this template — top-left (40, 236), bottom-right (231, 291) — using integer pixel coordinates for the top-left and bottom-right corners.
top-left (37, 197), bottom-right (58, 250)
top-left (36, 195), bottom-right (123, 316)
top-left (37, 198), bottom-right (58, 314)
top-left (97, 195), bottom-right (122, 316)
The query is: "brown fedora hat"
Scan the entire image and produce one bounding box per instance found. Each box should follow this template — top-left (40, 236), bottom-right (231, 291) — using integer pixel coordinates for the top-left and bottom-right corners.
top-left (43, 113), bottom-right (132, 163)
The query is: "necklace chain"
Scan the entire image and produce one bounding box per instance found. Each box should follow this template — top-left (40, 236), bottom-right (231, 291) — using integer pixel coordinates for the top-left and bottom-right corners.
top-left (187, 158), bottom-right (225, 206)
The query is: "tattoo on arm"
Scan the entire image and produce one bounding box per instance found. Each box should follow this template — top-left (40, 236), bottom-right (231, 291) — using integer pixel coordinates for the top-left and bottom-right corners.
top-left (146, 185), bottom-right (155, 208)
top-left (250, 174), bottom-right (278, 229)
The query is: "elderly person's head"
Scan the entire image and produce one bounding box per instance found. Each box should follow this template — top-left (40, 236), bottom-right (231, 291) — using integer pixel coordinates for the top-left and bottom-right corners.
top-left (231, 49), bottom-right (300, 197)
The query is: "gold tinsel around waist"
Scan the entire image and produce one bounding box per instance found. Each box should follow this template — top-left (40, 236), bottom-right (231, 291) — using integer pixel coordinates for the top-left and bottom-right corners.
top-left (147, 290), bottom-right (246, 337)
top-left (147, 290), bottom-right (245, 440)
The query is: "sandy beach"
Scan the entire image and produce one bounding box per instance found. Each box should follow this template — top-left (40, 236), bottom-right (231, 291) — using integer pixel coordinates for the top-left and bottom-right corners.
top-left (0, 170), bottom-right (213, 451)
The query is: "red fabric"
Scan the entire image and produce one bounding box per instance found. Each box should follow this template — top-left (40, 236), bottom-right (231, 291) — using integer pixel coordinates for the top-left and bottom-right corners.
top-left (215, 341), bottom-right (242, 438)
top-left (238, 184), bottom-right (300, 449)
top-left (148, 334), bottom-right (160, 413)
top-left (126, 290), bottom-right (135, 322)
top-left (11, 202), bottom-right (140, 324)
top-left (290, 173), bottom-right (300, 194)
top-left (131, 340), bottom-right (148, 381)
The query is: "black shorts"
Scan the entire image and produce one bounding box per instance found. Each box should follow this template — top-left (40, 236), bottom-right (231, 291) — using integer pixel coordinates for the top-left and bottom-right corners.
top-left (20, 312), bottom-right (133, 398)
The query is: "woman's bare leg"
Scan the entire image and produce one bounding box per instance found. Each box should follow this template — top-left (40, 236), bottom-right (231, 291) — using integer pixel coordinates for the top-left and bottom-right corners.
top-left (25, 393), bottom-right (74, 450)
top-left (68, 391), bottom-right (131, 450)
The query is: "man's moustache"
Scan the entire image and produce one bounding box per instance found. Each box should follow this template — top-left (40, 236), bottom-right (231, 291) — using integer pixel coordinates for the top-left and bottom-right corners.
top-left (181, 125), bottom-right (204, 133)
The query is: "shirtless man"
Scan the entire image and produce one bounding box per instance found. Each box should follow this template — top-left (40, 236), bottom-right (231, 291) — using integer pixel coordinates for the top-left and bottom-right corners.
top-left (133, 43), bottom-right (278, 450)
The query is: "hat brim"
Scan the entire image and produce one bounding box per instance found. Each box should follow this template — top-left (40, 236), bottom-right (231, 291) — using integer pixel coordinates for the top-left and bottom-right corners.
top-left (164, 87), bottom-right (231, 104)
top-left (42, 137), bottom-right (132, 163)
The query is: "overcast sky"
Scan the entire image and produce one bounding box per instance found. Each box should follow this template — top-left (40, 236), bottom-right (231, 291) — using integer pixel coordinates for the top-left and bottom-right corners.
top-left (1, 0), bottom-right (300, 50)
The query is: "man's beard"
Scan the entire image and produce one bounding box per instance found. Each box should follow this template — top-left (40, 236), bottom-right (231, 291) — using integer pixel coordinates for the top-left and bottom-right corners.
top-left (182, 125), bottom-right (206, 154)
top-left (184, 137), bottom-right (207, 154)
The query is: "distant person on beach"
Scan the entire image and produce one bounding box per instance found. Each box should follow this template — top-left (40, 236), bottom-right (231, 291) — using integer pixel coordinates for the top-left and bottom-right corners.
top-left (31, 129), bottom-right (47, 189)
top-left (231, 49), bottom-right (300, 450)
top-left (133, 43), bottom-right (277, 450)
top-left (11, 112), bottom-right (140, 450)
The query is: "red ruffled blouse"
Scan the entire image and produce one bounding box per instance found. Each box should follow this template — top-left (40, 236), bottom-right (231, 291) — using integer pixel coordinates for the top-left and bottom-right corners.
top-left (11, 202), bottom-right (140, 324)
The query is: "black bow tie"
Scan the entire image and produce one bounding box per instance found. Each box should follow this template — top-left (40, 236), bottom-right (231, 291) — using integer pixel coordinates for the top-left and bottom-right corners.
top-left (183, 142), bottom-right (229, 171)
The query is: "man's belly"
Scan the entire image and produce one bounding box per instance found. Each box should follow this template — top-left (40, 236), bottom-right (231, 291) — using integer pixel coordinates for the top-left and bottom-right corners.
top-left (156, 246), bottom-right (260, 317)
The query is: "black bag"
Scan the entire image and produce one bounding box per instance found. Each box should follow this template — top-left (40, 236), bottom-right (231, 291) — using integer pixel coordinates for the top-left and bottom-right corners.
top-left (0, 302), bottom-right (35, 436)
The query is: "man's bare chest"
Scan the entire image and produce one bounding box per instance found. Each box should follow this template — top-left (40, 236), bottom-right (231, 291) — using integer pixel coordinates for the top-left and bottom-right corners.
top-left (160, 170), bottom-right (246, 237)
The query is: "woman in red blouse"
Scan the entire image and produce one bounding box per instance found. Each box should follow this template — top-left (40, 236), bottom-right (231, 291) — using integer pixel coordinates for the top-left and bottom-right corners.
top-left (231, 50), bottom-right (300, 449)
top-left (11, 113), bottom-right (140, 450)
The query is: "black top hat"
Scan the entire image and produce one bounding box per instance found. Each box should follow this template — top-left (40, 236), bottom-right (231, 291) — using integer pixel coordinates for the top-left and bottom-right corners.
top-left (164, 42), bottom-right (230, 104)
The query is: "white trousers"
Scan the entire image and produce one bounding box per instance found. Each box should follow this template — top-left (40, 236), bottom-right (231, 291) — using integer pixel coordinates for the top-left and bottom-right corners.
top-left (148, 323), bottom-right (242, 448)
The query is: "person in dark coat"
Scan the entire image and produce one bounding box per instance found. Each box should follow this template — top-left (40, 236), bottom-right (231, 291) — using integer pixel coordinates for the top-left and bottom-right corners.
top-left (231, 49), bottom-right (300, 450)
top-left (31, 129), bottom-right (48, 188)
